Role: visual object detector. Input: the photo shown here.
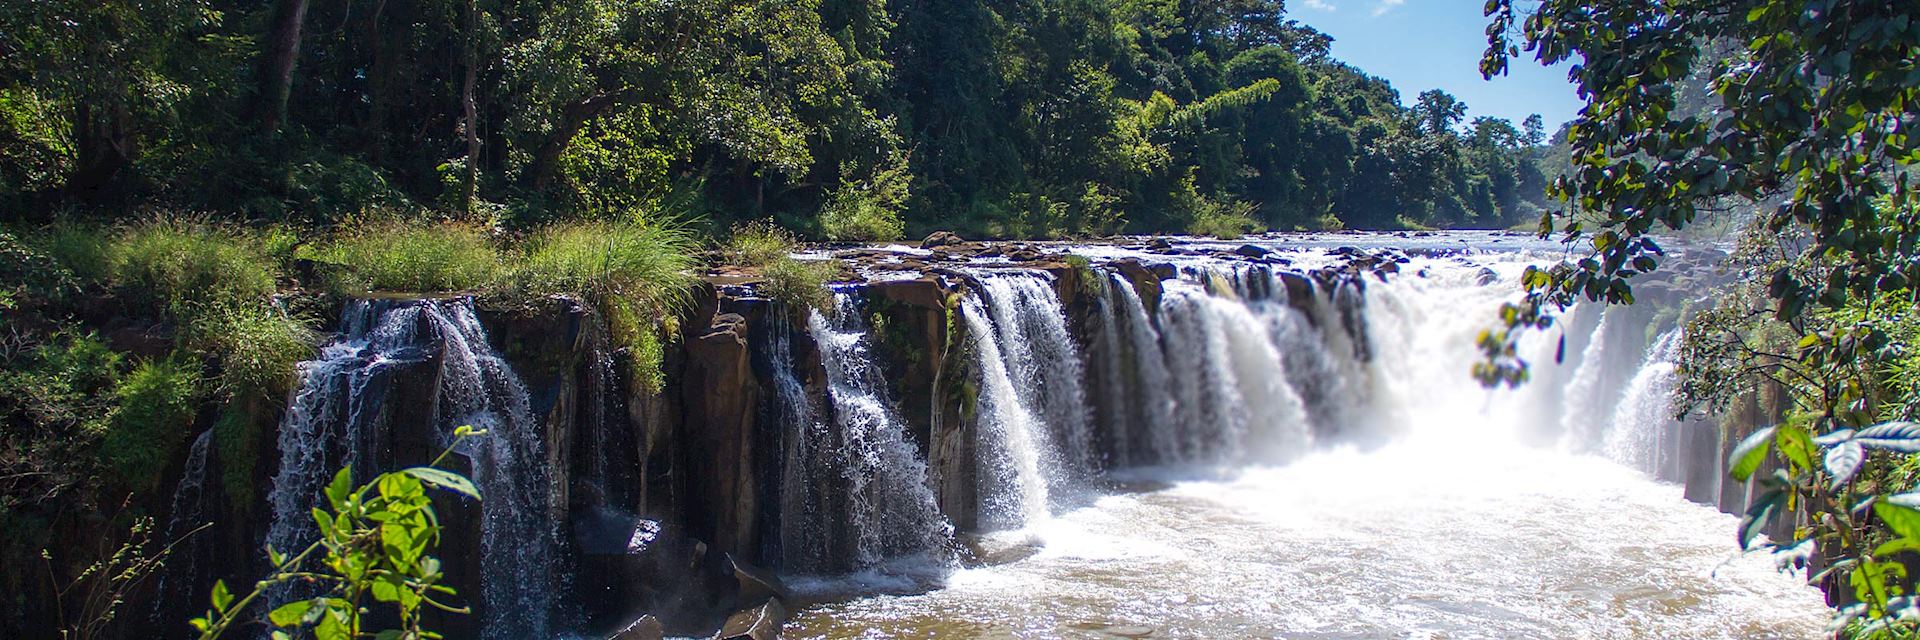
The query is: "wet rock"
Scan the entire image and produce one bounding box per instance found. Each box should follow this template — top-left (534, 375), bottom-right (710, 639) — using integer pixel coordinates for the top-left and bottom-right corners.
top-left (729, 554), bottom-right (789, 605)
top-left (1278, 272), bottom-right (1314, 307)
top-left (1234, 244), bottom-right (1271, 258)
top-left (1475, 267), bottom-right (1499, 285)
top-left (680, 312), bottom-right (763, 554)
top-left (714, 598), bottom-right (787, 640)
top-left (1007, 248), bottom-right (1043, 262)
top-left (920, 231), bottom-right (965, 249)
top-left (609, 615), bottom-right (665, 640)
top-left (871, 277), bottom-right (948, 309)
top-left (1105, 625), bottom-right (1155, 638)
top-left (1147, 236), bottom-right (1173, 251)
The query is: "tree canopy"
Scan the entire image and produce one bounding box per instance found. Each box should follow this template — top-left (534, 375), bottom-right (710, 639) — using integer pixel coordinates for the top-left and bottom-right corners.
top-left (1, 0), bottom-right (1551, 238)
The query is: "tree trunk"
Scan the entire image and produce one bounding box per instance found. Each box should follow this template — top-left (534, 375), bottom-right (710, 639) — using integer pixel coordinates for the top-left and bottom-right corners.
top-left (68, 102), bottom-right (134, 198)
top-left (257, 0), bottom-right (313, 135)
top-left (530, 94), bottom-right (618, 193)
top-left (460, 0), bottom-right (481, 216)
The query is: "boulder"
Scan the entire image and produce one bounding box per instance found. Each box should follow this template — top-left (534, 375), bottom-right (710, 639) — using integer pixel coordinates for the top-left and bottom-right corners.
top-left (920, 231), bottom-right (965, 249)
top-left (714, 598), bottom-right (788, 640)
top-left (871, 277), bottom-right (947, 309)
top-left (729, 554), bottom-right (789, 605)
top-left (609, 615), bottom-right (665, 640)
top-left (1234, 244), bottom-right (1271, 258)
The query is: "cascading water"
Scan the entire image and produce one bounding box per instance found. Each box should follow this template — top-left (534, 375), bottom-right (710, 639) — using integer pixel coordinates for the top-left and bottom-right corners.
top-left (262, 298), bottom-right (559, 640)
top-left (1096, 273), bottom-right (1177, 467)
top-left (790, 242), bottom-right (1826, 639)
top-left (960, 292), bottom-right (1056, 529)
top-left (973, 274), bottom-right (1095, 476)
top-left (1604, 329), bottom-right (1685, 475)
top-left (777, 293), bottom-right (952, 573)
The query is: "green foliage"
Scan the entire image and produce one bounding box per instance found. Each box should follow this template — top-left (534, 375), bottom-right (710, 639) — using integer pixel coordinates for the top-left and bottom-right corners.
top-left (109, 222), bottom-right (279, 317)
top-left (727, 221), bottom-right (799, 268)
top-left (305, 220), bottom-right (503, 294)
top-left (517, 214), bottom-right (698, 307)
top-left (192, 428), bottom-right (482, 640)
top-left (188, 305), bottom-right (315, 401)
top-left (99, 358), bottom-right (199, 495)
top-left (819, 156), bottom-right (910, 242)
top-left (1478, 0), bottom-right (1920, 387)
top-left (760, 257), bottom-right (836, 311)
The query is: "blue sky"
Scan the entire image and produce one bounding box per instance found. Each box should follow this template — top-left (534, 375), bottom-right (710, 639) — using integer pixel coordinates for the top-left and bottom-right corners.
top-left (1291, 0), bottom-right (1583, 132)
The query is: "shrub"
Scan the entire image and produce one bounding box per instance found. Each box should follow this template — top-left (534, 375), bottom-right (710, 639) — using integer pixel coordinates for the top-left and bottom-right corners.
top-left (189, 305), bottom-right (316, 400)
top-left (518, 214), bottom-right (698, 307)
top-left (304, 219), bottom-right (502, 293)
top-left (760, 257), bottom-right (836, 311)
top-left (99, 358), bottom-right (201, 495)
top-left (112, 221), bottom-right (279, 316)
top-left (33, 223), bottom-right (114, 284)
top-left (1186, 198), bottom-right (1264, 240)
top-left (726, 220), bottom-right (798, 267)
top-left (819, 157), bottom-right (909, 242)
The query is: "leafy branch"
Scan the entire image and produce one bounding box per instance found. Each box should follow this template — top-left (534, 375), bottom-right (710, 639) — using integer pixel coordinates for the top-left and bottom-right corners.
top-left (191, 426), bottom-right (486, 640)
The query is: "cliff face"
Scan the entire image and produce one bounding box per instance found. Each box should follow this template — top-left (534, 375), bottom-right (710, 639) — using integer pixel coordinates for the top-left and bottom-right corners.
top-left (128, 238), bottom-right (1763, 640)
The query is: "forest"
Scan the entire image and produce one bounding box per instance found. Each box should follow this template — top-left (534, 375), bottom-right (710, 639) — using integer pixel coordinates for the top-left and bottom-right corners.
top-left (8, 0), bottom-right (1920, 638)
top-left (1, 0), bottom-right (1553, 238)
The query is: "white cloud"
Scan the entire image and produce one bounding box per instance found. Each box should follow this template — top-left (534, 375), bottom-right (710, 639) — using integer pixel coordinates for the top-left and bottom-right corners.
top-left (1371, 0), bottom-right (1406, 16)
top-left (1299, 0), bottom-right (1336, 11)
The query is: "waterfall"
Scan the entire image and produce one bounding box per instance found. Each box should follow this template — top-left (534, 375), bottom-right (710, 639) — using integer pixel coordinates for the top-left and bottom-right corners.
top-left (262, 298), bottom-right (559, 640)
top-left (960, 291), bottom-right (1055, 529)
top-left (777, 293), bottom-right (952, 573)
top-left (1151, 278), bottom-right (1312, 464)
top-left (974, 274), bottom-right (1095, 475)
top-left (1101, 273), bottom-right (1177, 467)
top-left (151, 430), bottom-right (214, 627)
top-left (1558, 309), bottom-right (1616, 450)
top-left (1603, 329), bottom-right (1684, 474)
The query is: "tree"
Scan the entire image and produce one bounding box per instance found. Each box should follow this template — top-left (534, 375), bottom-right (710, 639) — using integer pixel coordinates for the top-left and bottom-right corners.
top-left (1520, 114), bottom-right (1546, 147)
top-left (1480, 0), bottom-right (1920, 631)
top-left (1411, 89), bottom-right (1467, 137)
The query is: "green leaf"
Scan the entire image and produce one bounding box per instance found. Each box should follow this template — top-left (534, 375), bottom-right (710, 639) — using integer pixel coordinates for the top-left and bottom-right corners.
top-left (1856, 421), bottom-right (1920, 452)
top-left (326, 466), bottom-right (353, 512)
top-left (1776, 423), bottom-right (1815, 471)
top-left (270, 599), bottom-right (314, 627)
top-left (1878, 502), bottom-right (1920, 541)
top-left (1730, 426), bottom-right (1778, 482)
top-left (1826, 440), bottom-right (1865, 488)
top-left (1739, 489), bottom-right (1783, 549)
top-left (402, 467), bottom-right (482, 501)
top-left (211, 579), bottom-right (233, 613)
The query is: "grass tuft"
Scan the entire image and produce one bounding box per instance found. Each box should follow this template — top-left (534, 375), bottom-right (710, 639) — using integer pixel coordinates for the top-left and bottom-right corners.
top-left (726, 220), bottom-right (799, 267)
top-left (517, 214), bottom-right (698, 307)
top-left (761, 258), bottom-right (837, 311)
top-left (304, 219), bottom-right (503, 293)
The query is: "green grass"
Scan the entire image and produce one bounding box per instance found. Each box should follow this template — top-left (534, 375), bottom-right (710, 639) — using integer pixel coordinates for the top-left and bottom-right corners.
top-left (727, 220), bottom-right (799, 267)
top-left (761, 257), bottom-right (836, 311)
top-left (517, 215), bottom-right (698, 306)
top-left (304, 220), bottom-right (503, 293)
top-left (110, 221), bottom-right (280, 315)
top-left (1186, 199), bottom-right (1265, 240)
top-left (189, 305), bottom-right (316, 400)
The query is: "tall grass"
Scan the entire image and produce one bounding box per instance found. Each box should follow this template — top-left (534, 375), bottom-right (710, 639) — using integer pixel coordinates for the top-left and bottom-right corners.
top-left (518, 215), bottom-right (698, 307)
top-left (112, 221), bottom-right (279, 314)
top-left (726, 220), bottom-right (799, 267)
top-left (304, 220), bottom-right (503, 293)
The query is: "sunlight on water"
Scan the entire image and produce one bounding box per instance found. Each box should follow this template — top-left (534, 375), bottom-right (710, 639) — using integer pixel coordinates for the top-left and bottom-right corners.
top-left (787, 440), bottom-right (1827, 639)
top-left (784, 247), bottom-right (1828, 639)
